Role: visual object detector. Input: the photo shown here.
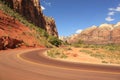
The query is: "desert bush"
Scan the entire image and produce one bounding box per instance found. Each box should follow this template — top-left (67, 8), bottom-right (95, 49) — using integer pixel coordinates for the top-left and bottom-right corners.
top-left (102, 61), bottom-right (108, 63)
top-left (63, 40), bottom-right (70, 45)
top-left (90, 53), bottom-right (105, 59)
top-left (48, 36), bottom-right (62, 47)
top-left (47, 48), bottom-right (67, 58)
top-left (80, 49), bottom-right (105, 59)
top-left (82, 45), bottom-right (90, 48)
top-left (92, 48), bottom-right (99, 50)
top-left (61, 54), bottom-right (67, 58)
top-left (103, 45), bottom-right (116, 51)
top-left (77, 39), bottom-right (84, 44)
top-left (72, 44), bottom-right (81, 48)
top-left (67, 47), bottom-right (72, 50)
top-left (79, 50), bottom-right (93, 54)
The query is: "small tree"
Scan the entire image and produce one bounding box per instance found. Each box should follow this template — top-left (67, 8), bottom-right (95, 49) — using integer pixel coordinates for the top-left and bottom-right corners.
top-left (48, 36), bottom-right (62, 47)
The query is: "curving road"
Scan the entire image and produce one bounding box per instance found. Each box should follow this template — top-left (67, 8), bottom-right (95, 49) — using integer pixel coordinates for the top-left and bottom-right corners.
top-left (0, 48), bottom-right (120, 80)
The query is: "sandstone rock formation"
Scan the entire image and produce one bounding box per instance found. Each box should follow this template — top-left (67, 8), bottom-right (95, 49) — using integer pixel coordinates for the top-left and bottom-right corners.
top-left (68, 22), bottom-right (120, 44)
top-left (44, 16), bottom-right (58, 37)
top-left (0, 36), bottom-right (23, 50)
top-left (2, 0), bottom-right (58, 37)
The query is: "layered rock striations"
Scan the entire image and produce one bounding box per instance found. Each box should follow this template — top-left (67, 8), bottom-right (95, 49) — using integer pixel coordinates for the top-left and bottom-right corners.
top-left (2, 0), bottom-right (58, 37)
top-left (68, 22), bottom-right (120, 44)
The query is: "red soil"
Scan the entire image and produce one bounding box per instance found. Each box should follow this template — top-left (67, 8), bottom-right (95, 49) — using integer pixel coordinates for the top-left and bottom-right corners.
top-left (0, 10), bottom-right (44, 49)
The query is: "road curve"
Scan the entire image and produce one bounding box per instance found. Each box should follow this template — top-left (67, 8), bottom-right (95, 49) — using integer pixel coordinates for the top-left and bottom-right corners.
top-left (0, 48), bottom-right (120, 80)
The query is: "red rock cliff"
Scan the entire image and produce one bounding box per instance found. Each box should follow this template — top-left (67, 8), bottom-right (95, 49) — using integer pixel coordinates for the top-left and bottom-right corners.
top-left (2, 0), bottom-right (58, 37)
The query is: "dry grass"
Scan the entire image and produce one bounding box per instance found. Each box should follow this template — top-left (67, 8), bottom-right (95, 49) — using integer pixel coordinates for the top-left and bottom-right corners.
top-left (79, 47), bottom-right (120, 64)
top-left (46, 44), bottom-right (120, 65)
top-left (47, 48), bottom-right (67, 58)
top-left (61, 45), bottom-right (120, 64)
top-left (71, 43), bottom-right (120, 64)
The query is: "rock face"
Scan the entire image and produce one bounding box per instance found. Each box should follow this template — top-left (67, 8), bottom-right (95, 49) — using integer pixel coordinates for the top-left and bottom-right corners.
top-left (0, 36), bottom-right (23, 50)
top-left (68, 22), bottom-right (120, 44)
top-left (44, 16), bottom-right (58, 37)
top-left (2, 0), bottom-right (58, 37)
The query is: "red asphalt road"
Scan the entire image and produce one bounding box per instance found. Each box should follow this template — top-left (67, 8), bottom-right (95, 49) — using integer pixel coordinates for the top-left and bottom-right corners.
top-left (0, 48), bottom-right (120, 80)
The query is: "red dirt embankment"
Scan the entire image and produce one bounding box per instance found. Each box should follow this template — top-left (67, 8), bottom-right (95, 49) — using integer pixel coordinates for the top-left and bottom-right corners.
top-left (0, 10), bottom-right (44, 50)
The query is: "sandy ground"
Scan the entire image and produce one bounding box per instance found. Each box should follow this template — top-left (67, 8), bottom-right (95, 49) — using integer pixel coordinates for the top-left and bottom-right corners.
top-left (63, 47), bottom-right (102, 64)
top-left (45, 47), bottom-right (120, 65)
top-left (44, 48), bottom-right (101, 64)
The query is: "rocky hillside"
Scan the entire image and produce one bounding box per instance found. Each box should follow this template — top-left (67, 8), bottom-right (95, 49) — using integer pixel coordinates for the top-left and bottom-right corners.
top-left (0, 9), bottom-right (47, 50)
top-left (68, 22), bottom-right (120, 44)
top-left (2, 0), bottom-right (58, 37)
top-left (0, 1), bottom-right (57, 50)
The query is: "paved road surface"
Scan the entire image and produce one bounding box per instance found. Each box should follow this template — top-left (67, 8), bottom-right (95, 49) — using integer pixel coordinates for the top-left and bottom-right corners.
top-left (0, 48), bottom-right (120, 80)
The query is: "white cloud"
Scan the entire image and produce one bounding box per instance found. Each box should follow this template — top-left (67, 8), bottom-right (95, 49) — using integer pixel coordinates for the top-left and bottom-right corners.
top-left (41, 5), bottom-right (45, 10)
top-left (109, 8), bottom-right (115, 11)
top-left (108, 11), bottom-right (115, 15)
top-left (106, 4), bottom-right (120, 22)
top-left (116, 6), bottom-right (120, 12)
top-left (76, 29), bottom-right (82, 34)
top-left (105, 16), bottom-right (114, 22)
top-left (108, 5), bottom-right (120, 12)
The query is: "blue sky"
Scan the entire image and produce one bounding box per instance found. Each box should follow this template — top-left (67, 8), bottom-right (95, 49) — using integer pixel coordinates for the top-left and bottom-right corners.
top-left (41, 0), bottom-right (120, 36)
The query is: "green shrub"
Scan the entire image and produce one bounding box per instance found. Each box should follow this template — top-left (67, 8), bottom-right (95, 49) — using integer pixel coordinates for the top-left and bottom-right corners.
top-left (48, 36), bottom-right (62, 47)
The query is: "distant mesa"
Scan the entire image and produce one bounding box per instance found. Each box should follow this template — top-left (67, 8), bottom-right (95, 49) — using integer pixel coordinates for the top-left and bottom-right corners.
top-left (114, 22), bottom-right (120, 27)
top-left (99, 23), bottom-right (114, 30)
top-left (62, 22), bottom-right (120, 44)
